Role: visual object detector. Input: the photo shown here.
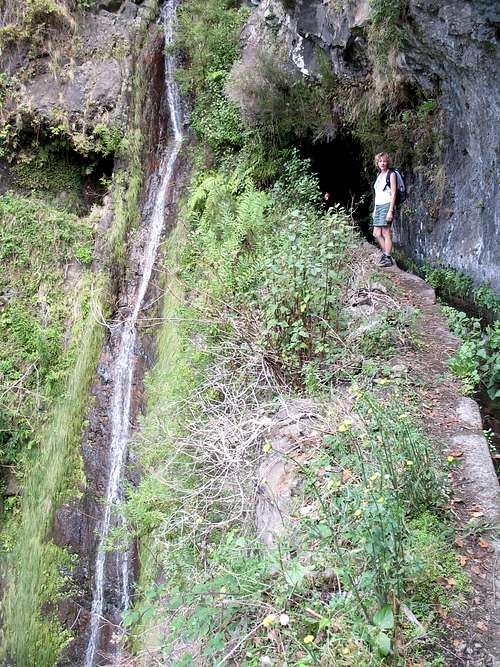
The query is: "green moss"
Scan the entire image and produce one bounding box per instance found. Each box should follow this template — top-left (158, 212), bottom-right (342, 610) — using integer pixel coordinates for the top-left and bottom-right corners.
top-left (106, 124), bottom-right (143, 267)
top-left (1, 273), bottom-right (109, 666)
top-left (0, 193), bottom-right (95, 466)
top-left (13, 151), bottom-right (83, 195)
top-left (368, 0), bottom-right (404, 69)
top-left (405, 512), bottom-right (470, 614)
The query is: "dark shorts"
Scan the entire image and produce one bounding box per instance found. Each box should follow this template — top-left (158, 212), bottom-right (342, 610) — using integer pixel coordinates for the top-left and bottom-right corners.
top-left (373, 203), bottom-right (391, 227)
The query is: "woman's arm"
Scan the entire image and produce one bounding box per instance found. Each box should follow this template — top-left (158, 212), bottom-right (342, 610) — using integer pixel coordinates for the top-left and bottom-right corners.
top-left (386, 171), bottom-right (397, 221)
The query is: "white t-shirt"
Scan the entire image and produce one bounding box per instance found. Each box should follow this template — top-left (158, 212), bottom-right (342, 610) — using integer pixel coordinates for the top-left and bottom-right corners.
top-left (374, 170), bottom-right (394, 206)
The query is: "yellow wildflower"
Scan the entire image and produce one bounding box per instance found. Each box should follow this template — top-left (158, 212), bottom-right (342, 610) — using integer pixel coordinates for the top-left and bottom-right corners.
top-left (337, 419), bottom-right (353, 433)
top-left (262, 614), bottom-right (276, 627)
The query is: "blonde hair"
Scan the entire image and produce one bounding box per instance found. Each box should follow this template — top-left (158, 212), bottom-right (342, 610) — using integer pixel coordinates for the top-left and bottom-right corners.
top-left (374, 152), bottom-right (392, 168)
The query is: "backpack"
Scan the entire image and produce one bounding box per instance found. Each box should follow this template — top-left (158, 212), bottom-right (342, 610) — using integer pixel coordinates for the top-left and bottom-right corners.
top-left (384, 168), bottom-right (406, 206)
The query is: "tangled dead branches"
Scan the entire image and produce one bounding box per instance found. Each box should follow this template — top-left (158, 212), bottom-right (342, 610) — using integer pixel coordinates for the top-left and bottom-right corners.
top-left (134, 326), bottom-right (289, 555)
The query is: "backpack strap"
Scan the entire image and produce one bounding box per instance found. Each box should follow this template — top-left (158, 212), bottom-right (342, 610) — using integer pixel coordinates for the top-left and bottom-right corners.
top-left (384, 169), bottom-right (394, 191)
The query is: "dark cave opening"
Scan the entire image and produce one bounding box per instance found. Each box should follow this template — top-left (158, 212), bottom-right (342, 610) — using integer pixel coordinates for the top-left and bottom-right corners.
top-left (302, 134), bottom-right (374, 239)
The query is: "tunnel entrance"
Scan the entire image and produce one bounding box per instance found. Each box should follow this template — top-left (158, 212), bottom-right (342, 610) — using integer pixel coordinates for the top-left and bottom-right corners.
top-left (302, 134), bottom-right (373, 238)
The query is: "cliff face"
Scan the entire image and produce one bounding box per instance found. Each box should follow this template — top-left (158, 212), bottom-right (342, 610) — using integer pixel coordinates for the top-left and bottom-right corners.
top-left (0, 2), bottom-right (167, 662)
top-left (396, 0), bottom-right (498, 289)
top-left (244, 0), bottom-right (499, 290)
top-left (0, 0), bottom-right (156, 141)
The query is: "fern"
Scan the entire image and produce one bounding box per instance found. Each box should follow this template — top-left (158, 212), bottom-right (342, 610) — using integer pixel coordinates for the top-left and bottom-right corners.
top-left (183, 170), bottom-right (270, 304)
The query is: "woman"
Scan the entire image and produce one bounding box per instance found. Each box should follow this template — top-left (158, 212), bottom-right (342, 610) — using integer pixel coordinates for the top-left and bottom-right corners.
top-left (372, 152), bottom-right (397, 267)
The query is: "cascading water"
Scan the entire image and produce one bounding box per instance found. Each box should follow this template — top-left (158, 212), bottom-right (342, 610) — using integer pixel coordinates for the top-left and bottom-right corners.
top-left (84, 2), bottom-right (184, 664)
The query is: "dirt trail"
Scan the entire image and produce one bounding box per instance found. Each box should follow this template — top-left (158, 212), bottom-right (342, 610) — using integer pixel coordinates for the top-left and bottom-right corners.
top-left (383, 257), bottom-right (500, 666)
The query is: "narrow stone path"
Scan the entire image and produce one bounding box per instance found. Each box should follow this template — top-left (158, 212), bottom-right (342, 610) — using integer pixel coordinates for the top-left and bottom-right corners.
top-left (383, 258), bottom-right (500, 666)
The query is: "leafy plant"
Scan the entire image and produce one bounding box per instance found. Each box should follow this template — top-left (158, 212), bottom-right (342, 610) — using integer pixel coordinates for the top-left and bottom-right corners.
top-left (442, 306), bottom-right (500, 399)
top-left (417, 98), bottom-right (438, 120)
top-left (259, 204), bottom-right (355, 378)
top-left (423, 263), bottom-right (500, 317)
top-left (74, 244), bottom-right (93, 265)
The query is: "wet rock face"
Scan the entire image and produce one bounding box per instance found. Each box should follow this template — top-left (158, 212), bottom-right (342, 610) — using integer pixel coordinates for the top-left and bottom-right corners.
top-left (50, 18), bottom-right (167, 664)
top-left (246, 0), bottom-right (499, 290)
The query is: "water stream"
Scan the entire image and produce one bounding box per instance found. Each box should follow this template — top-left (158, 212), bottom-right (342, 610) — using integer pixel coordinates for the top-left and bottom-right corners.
top-left (84, 2), bottom-right (184, 664)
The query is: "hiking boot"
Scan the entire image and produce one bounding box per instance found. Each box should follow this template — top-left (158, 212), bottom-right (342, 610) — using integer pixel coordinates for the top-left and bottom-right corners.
top-left (378, 253), bottom-right (388, 265)
top-left (380, 254), bottom-right (394, 267)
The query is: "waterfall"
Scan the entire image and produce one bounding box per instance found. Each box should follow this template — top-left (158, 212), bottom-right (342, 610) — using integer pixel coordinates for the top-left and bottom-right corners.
top-left (84, 1), bottom-right (184, 664)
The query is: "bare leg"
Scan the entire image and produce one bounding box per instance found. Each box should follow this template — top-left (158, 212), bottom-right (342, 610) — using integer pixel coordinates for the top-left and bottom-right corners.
top-left (373, 226), bottom-right (386, 253)
top-left (381, 226), bottom-right (393, 255)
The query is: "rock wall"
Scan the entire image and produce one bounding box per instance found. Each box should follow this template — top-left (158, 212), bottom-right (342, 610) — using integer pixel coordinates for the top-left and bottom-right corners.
top-left (0, 2), bottom-right (167, 663)
top-left (53, 17), bottom-right (169, 665)
top-left (243, 0), bottom-right (499, 290)
top-left (1, 0), bottom-right (158, 138)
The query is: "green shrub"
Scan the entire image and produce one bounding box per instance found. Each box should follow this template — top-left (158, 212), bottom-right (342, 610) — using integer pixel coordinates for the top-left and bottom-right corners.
top-left (226, 45), bottom-right (337, 147)
top-left (190, 80), bottom-right (244, 152)
top-left (175, 0), bottom-right (249, 95)
top-left (174, 0), bottom-right (249, 154)
top-left (473, 283), bottom-right (500, 313)
top-left (423, 263), bottom-right (500, 316)
top-left (180, 151), bottom-right (357, 384)
top-left (416, 98), bottom-right (438, 120)
top-left (442, 306), bottom-right (500, 399)
top-left (258, 205), bottom-right (354, 377)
